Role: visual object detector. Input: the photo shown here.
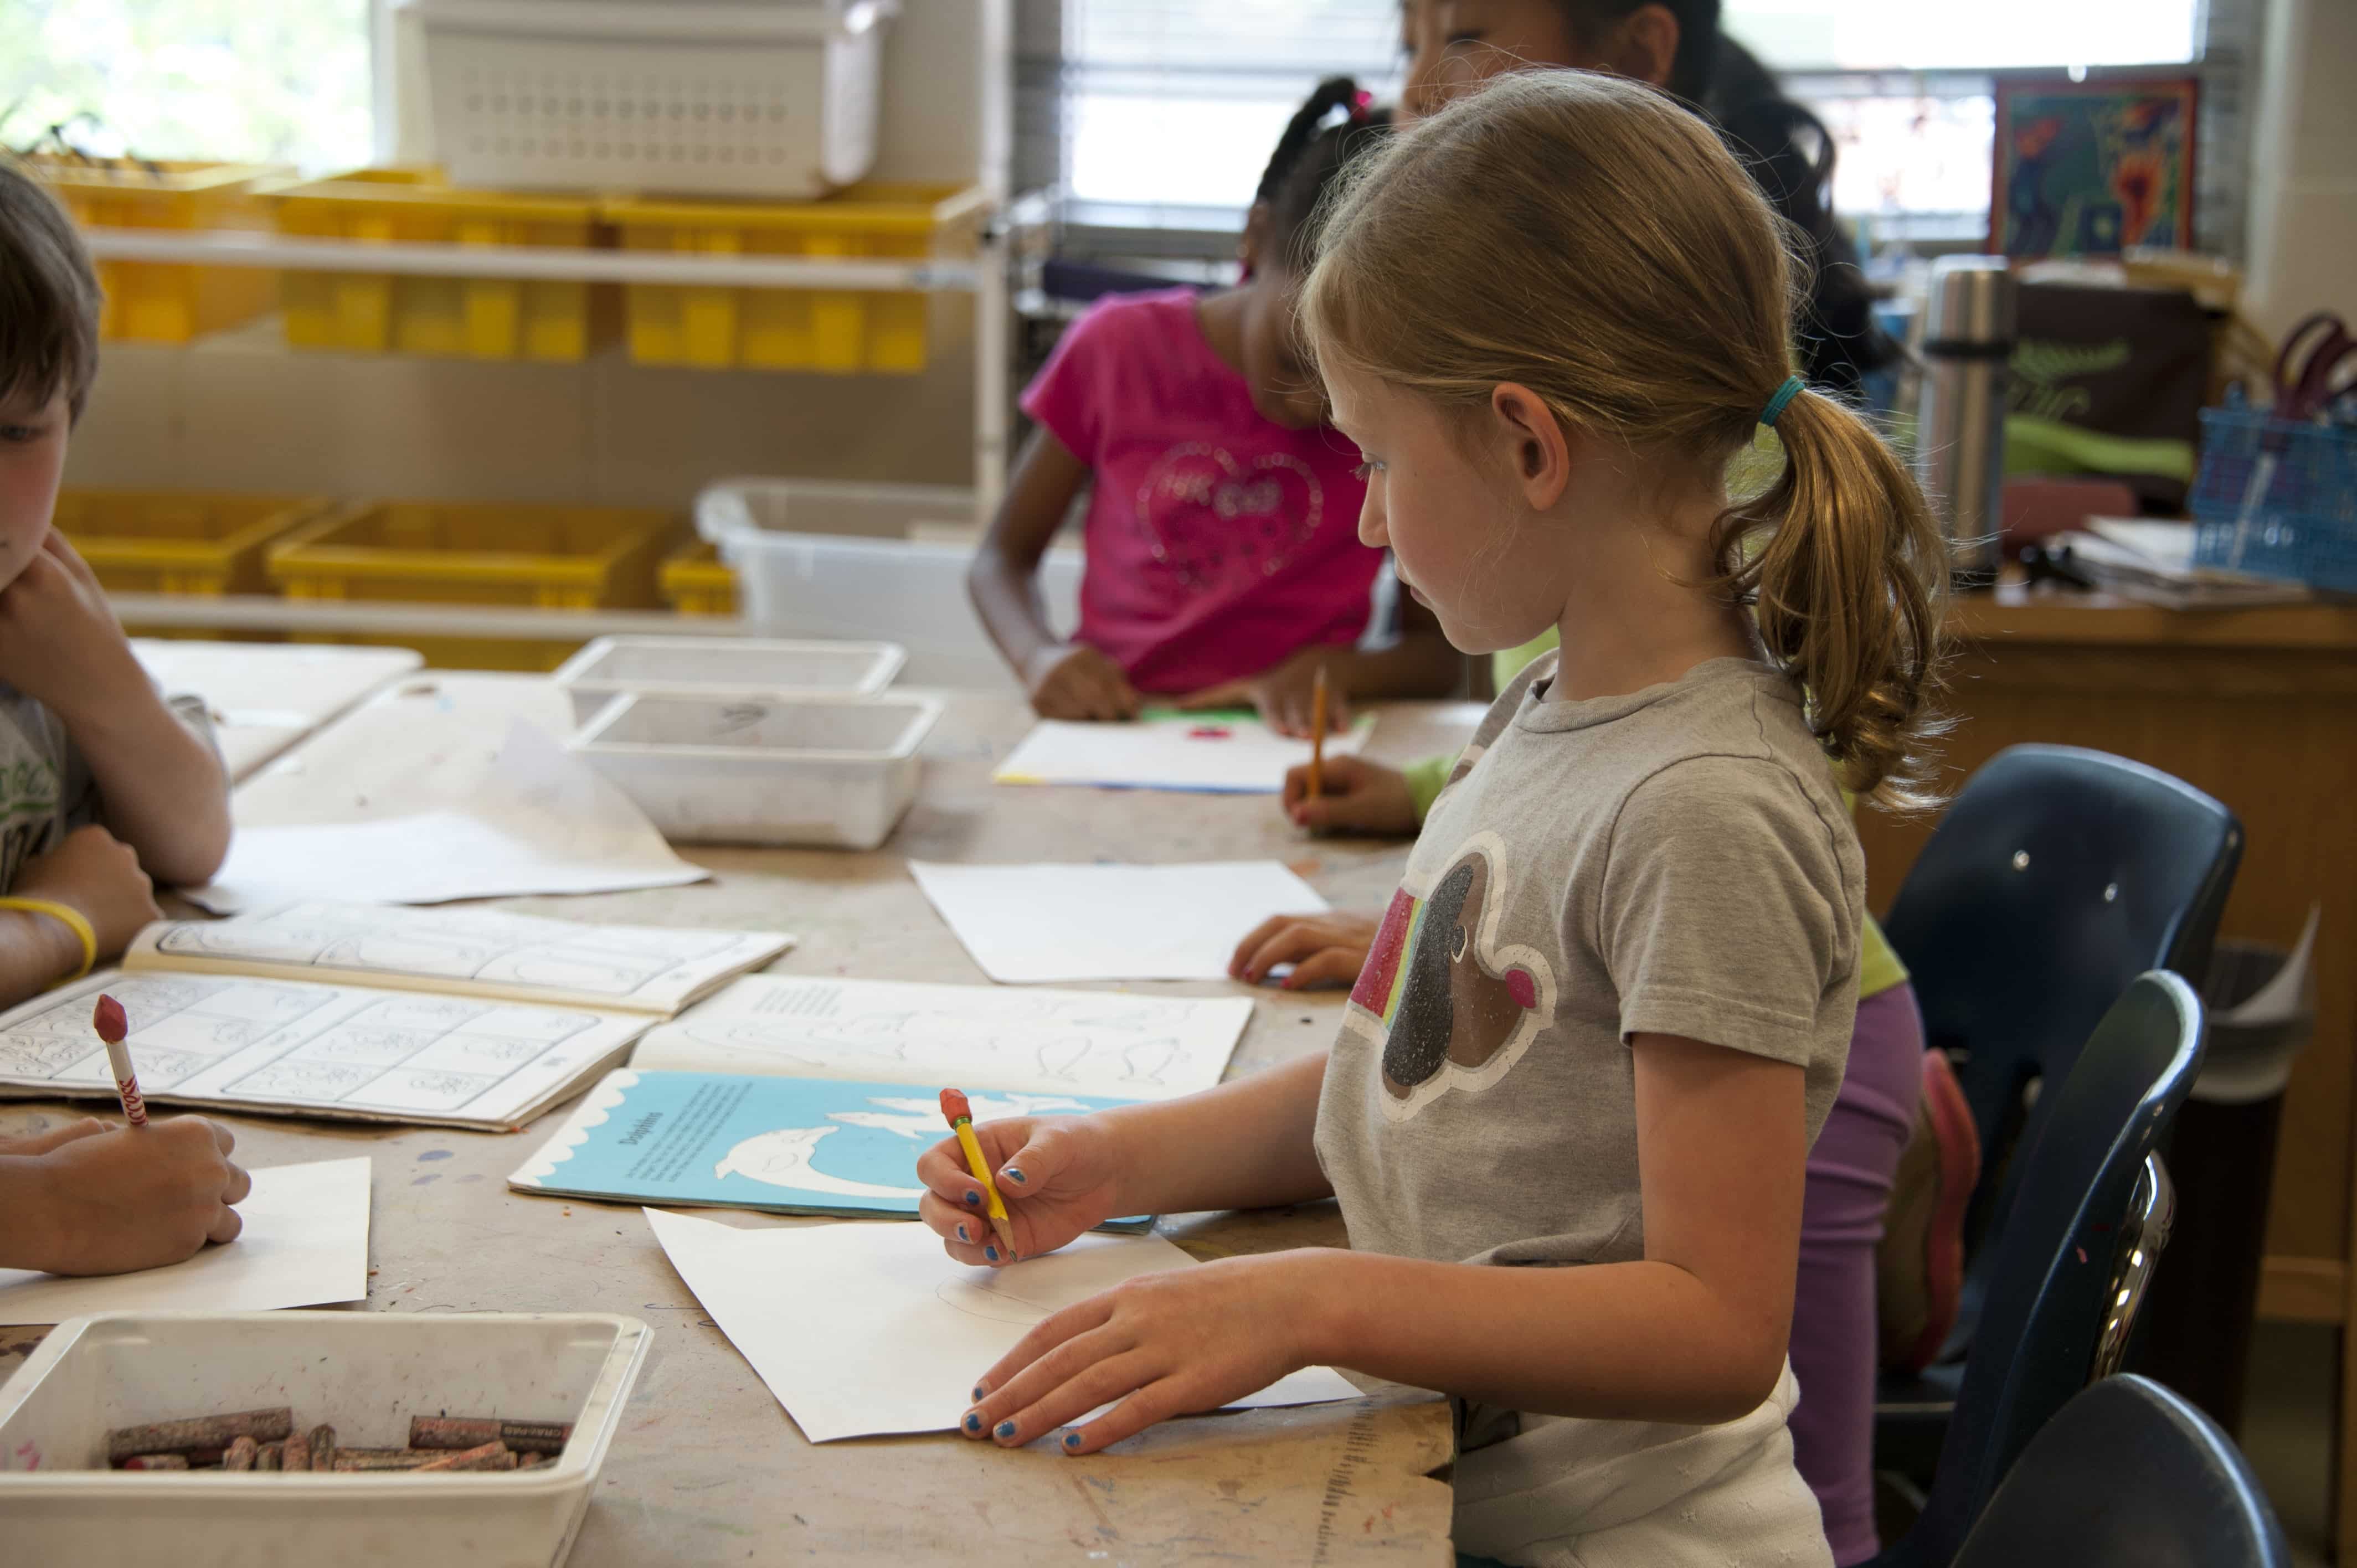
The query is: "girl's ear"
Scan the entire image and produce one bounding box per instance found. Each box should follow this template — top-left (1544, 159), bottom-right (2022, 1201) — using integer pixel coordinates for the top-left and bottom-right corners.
top-left (1489, 383), bottom-right (1571, 510)
top-left (1606, 4), bottom-right (1682, 91)
top-left (1238, 201), bottom-right (1274, 279)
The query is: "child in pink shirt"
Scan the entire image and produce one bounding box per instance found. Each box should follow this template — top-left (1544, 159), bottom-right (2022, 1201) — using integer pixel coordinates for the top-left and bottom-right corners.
top-left (969, 80), bottom-right (1459, 733)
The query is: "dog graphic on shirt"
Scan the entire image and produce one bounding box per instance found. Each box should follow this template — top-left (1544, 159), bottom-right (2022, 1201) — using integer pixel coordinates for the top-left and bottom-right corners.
top-left (1348, 833), bottom-right (1555, 1120)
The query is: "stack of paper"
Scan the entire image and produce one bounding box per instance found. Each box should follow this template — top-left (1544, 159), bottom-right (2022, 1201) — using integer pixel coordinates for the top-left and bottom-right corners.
top-left (994, 710), bottom-right (1376, 794)
top-left (909, 860), bottom-right (1328, 984)
top-left (646, 1209), bottom-right (1363, 1442)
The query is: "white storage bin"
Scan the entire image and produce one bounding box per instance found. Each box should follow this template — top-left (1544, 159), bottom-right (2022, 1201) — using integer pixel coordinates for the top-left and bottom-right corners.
top-left (696, 479), bottom-right (1083, 689)
top-left (570, 691), bottom-right (940, 849)
top-left (0, 1310), bottom-right (651, 1568)
top-left (553, 635), bottom-right (904, 725)
top-left (407, 0), bottom-right (893, 198)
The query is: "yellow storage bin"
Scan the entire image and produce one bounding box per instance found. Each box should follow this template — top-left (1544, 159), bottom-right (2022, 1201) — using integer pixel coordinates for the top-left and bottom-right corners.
top-left (54, 488), bottom-right (331, 597)
top-left (601, 183), bottom-right (985, 374)
top-left (268, 168), bottom-right (608, 362)
top-left (266, 500), bottom-right (678, 671)
top-left (31, 157), bottom-right (280, 344)
top-left (660, 542), bottom-right (738, 616)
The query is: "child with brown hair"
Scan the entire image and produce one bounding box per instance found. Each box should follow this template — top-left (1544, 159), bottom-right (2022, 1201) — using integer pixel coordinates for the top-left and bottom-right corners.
top-left (0, 158), bottom-right (249, 1276)
top-left (916, 71), bottom-right (1946, 1566)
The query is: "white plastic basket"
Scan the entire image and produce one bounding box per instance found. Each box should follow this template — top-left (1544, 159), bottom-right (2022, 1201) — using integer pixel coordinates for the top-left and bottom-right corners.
top-left (0, 1310), bottom-right (650, 1568)
top-left (552, 634), bottom-right (904, 725)
top-left (407, 0), bottom-right (894, 198)
top-left (569, 690), bottom-right (940, 849)
top-left (696, 478), bottom-right (1083, 690)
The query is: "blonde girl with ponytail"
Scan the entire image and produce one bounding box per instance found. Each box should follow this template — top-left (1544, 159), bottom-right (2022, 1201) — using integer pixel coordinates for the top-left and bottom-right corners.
top-left (913, 70), bottom-right (1946, 1568)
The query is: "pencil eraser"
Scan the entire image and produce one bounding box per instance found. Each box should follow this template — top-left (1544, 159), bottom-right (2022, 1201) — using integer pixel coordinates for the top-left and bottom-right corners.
top-left (92, 994), bottom-right (127, 1044)
top-left (939, 1088), bottom-right (971, 1126)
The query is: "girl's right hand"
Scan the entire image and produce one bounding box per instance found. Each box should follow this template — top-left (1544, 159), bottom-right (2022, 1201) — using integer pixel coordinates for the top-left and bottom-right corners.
top-left (1024, 644), bottom-right (1144, 723)
top-left (1280, 754), bottom-right (1419, 835)
top-left (916, 1115), bottom-right (1129, 1267)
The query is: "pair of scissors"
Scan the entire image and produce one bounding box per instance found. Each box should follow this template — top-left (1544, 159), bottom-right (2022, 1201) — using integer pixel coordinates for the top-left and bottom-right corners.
top-left (2273, 311), bottom-right (2357, 421)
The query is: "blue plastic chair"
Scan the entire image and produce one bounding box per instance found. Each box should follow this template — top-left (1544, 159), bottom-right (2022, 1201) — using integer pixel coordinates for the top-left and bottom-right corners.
top-left (1948, 1374), bottom-right (2289, 1568)
top-left (1872, 971), bottom-right (2206, 1567)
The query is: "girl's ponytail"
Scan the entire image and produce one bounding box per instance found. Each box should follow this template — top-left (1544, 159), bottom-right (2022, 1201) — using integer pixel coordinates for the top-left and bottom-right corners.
top-left (1254, 77), bottom-right (1366, 207)
top-left (1716, 386), bottom-right (1949, 811)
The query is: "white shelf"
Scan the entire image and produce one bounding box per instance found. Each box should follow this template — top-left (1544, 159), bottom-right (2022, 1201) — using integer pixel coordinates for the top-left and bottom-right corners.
top-left (79, 226), bottom-right (981, 292)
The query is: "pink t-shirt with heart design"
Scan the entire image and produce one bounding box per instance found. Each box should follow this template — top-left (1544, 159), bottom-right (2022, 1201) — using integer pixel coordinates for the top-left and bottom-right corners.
top-left (1021, 287), bottom-right (1380, 694)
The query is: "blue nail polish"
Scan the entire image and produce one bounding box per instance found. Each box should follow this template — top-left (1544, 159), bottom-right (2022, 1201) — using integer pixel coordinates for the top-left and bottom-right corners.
top-left (964, 1189), bottom-right (981, 1206)
top-left (984, 1245), bottom-right (999, 1262)
top-left (1061, 1431), bottom-right (1082, 1450)
top-left (995, 1420), bottom-right (1017, 1440)
top-left (956, 1223), bottom-right (969, 1242)
top-left (963, 1412), bottom-right (982, 1433)
top-left (971, 1384), bottom-right (987, 1401)
top-left (1003, 1167), bottom-right (1027, 1184)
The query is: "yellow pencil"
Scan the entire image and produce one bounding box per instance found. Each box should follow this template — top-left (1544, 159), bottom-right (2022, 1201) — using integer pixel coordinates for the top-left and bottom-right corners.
top-left (1308, 665), bottom-right (1330, 801)
top-left (939, 1088), bottom-right (1018, 1259)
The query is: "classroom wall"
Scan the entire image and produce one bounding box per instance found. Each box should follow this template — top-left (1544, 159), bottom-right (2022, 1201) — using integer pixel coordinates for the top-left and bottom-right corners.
top-left (2243, 0), bottom-right (2357, 339)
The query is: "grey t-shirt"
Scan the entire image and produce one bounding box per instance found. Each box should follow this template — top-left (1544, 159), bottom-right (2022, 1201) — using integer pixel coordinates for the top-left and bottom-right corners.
top-left (1315, 652), bottom-right (1861, 1267)
top-left (1311, 653), bottom-right (1862, 1561)
top-left (0, 683), bottom-right (217, 893)
top-left (0, 684), bottom-right (100, 891)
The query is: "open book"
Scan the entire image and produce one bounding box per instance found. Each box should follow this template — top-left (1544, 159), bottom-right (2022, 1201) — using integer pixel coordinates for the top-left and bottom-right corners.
top-left (506, 978), bottom-right (1253, 1217)
top-left (0, 904), bottom-right (795, 1132)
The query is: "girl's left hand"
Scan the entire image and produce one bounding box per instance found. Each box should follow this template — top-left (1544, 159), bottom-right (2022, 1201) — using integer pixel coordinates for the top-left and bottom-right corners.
top-left (961, 1250), bottom-right (1332, 1455)
top-left (1175, 649), bottom-right (1349, 738)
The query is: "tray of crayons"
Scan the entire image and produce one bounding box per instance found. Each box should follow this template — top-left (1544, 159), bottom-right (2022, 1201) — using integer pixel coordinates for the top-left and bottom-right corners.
top-left (0, 1309), bottom-right (649, 1566)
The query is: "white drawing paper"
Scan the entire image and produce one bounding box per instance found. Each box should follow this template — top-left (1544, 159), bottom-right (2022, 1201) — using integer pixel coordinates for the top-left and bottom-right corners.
top-left (630, 975), bottom-right (1251, 1097)
top-left (133, 641), bottom-right (423, 782)
top-left (908, 860), bottom-right (1330, 984)
top-left (994, 711), bottom-right (1377, 795)
top-left (0, 1157), bottom-right (372, 1324)
top-left (646, 1208), bottom-right (1363, 1443)
top-left (192, 720), bottom-right (704, 914)
top-left (0, 971), bottom-right (647, 1131)
top-left (129, 902), bottom-right (794, 1018)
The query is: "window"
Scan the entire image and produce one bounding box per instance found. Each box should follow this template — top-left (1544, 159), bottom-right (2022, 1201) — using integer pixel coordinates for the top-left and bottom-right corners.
top-left (1058, 0), bottom-right (1399, 212)
top-left (1, 0), bottom-right (372, 172)
top-left (1039, 0), bottom-right (2230, 245)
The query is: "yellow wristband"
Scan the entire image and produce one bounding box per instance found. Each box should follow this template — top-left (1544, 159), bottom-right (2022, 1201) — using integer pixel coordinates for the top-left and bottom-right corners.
top-left (0, 898), bottom-right (98, 984)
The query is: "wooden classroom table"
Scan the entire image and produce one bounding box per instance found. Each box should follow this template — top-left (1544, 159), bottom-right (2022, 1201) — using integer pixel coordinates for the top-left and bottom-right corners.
top-left (1847, 587), bottom-right (2357, 1555)
top-left (0, 693), bottom-right (1489, 1567)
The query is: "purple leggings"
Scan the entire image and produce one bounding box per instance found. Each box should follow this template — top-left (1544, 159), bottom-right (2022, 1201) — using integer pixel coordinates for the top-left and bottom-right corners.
top-left (1793, 983), bottom-right (1926, 1566)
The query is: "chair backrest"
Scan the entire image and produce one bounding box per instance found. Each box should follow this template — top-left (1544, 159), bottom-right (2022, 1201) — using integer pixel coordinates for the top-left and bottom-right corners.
top-left (1882, 745), bottom-right (2240, 1245)
top-left (1950, 1375), bottom-right (2289, 1568)
top-left (1904, 972), bottom-right (2206, 1567)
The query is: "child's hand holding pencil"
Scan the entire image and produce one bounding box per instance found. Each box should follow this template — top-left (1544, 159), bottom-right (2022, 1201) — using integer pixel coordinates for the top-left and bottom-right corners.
top-left (913, 1106), bottom-right (1129, 1268)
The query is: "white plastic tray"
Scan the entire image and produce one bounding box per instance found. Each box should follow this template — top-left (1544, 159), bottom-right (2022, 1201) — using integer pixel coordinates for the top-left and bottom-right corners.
top-left (695, 478), bottom-right (1082, 689)
top-left (0, 1310), bottom-right (650, 1568)
top-left (569, 690), bottom-right (940, 849)
top-left (552, 635), bottom-right (905, 725)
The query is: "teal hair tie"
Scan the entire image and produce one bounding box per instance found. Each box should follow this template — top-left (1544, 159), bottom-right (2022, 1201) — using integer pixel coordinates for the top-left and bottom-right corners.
top-left (1759, 375), bottom-right (1805, 428)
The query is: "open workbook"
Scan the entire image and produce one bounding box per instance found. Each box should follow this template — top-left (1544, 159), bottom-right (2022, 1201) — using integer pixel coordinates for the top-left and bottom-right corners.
top-left (0, 902), bottom-right (795, 1132)
top-left (506, 975), bottom-right (1254, 1217)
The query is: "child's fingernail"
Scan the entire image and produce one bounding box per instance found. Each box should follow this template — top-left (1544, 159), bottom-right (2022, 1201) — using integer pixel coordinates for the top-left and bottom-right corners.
top-left (984, 1245), bottom-right (1000, 1262)
top-left (994, 1420), bottom-right (1017, 1441)
top-left (1003, 1168), bottom-right (1027, 1185)
top-left (962, 1412), bottom-right (984, 1435)
top-left (964, 1189), bottom-right (981, 1206)
top-left (956, 1223), bottom-right (970, 1242)
top-left (971, 1384), bottom-right (987, 1402)
top-left (1061, 1430), bottom-right (1083, 1451)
